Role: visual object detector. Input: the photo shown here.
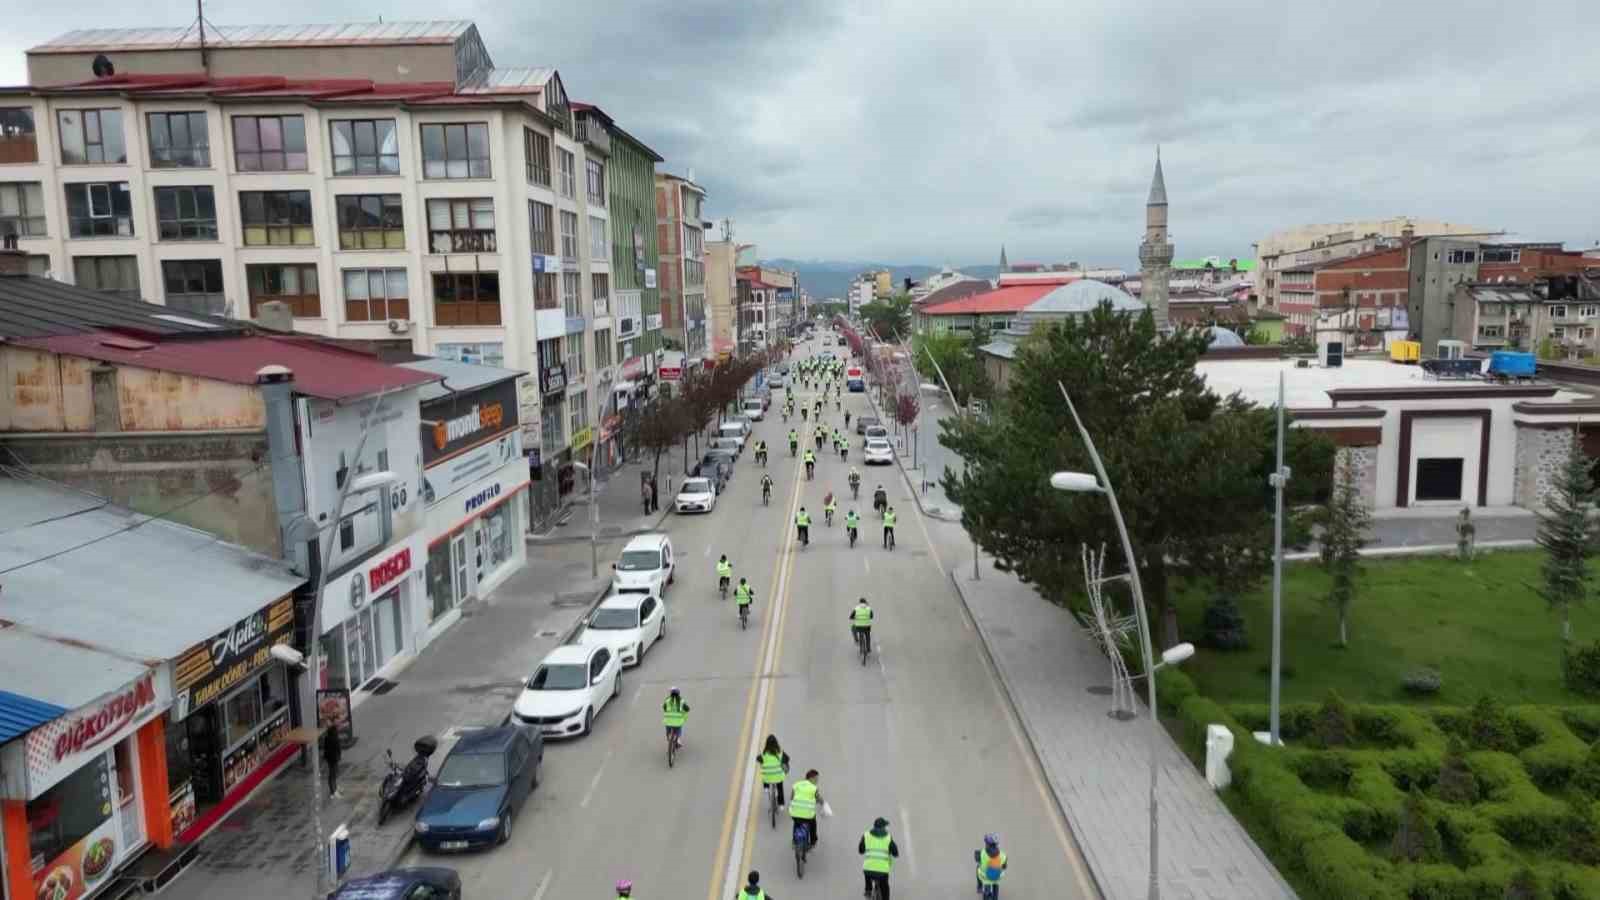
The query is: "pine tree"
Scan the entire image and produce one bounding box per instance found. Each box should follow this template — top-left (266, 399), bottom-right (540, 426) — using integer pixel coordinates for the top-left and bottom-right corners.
top-left (1318, 455), bottom-right (1372, 647)
top-left (1536, 430), bottom-right (1596, 645)
top-left (1435, 737), bottom-right (1478, 804)
top-left (1503, 866), bottom-right (1540, 900)
top-left (1390, 786), bottom-right (1442, 863)
top-left (1315, 690), bottom-right (1355, 748)
top-left (1201, 592), bottom-right (1249, 650)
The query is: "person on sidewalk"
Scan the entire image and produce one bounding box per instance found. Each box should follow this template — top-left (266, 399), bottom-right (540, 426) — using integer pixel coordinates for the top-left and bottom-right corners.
top-left (858, 817), bottom-right (900, 899)
top-left (320, 725), bottom-right (342, 798)
top-left (649, 476), bottom-right (660, 513)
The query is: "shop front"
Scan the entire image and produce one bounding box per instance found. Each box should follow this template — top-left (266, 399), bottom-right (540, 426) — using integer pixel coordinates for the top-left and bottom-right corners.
top-left (163, 596), bottom-right (297, 845)
top-left (318, 533), bottom-right (427, 700)
top-left (1, 667), bottom-right (172, 900)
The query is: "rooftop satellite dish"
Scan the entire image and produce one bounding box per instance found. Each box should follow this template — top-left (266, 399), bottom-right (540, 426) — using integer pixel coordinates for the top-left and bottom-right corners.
top-left (91, 54), bottom-right (115, 78)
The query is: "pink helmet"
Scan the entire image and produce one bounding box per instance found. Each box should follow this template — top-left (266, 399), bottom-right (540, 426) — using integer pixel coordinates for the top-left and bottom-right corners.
top-left (616, 879), bottom-right (632, 893)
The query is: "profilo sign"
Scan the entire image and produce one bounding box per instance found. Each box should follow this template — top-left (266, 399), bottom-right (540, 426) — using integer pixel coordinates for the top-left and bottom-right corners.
top-left (171, 596), bottom-right (295, 720)
top-left (419, 378), bottom-right (521, 467)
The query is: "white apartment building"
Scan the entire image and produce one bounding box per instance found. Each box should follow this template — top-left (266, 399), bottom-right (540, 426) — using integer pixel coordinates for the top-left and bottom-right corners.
top-left (0, 22), bottom-right (620, 517)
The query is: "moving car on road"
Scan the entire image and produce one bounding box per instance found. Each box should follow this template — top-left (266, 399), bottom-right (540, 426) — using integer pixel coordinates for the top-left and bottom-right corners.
top-left (864, 424), bottom-right (889, 441)
top-left (612, 533), bottom-right (675, 596)
top-left (513, 644), bottom-right (622, 738)
top-left (675, 477), bottom-right (718, 513)
top-left (329, 867), bottom-right (462, 899)
top-left (846, 366), bottom-right (864, 391)
top-left (413, 727), bottom-right (542, 851)
top-left (864, 438), bottom-right (895, 465)
top-left (856, 415), bottom-right (881, 436)
top-left (579, 591), bottom-right (666, 667)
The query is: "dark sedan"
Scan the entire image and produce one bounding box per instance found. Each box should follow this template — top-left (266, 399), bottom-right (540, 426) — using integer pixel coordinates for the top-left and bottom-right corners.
top-left (414, 726), bottom-right (542, 852)
top-left (856, 416), bottom-right (881, 436)
top-left (694, 449), bottom-right (738, 485)
top-left (328, 866), bottom-right (460, 899)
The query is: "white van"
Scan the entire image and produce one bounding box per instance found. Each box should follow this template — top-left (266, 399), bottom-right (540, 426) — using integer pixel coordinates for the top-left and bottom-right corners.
top-left (717, 422), bottom-right (749, 448)
top-left (742, 399), bottom-right (766, 421)
top-left (612, 533), bottom-right (675, 596)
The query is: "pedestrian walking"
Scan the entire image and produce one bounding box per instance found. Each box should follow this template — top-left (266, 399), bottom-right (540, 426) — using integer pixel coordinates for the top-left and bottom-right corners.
top-left (321, 724), bottom-right (342, 798)
top-left (648, 475), bottom-right (660, 513)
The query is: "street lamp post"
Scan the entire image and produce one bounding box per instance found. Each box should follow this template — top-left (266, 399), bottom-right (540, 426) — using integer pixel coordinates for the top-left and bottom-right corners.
top-left (1268, 371), bottom-right (1290, 746)
top-left (1052, 381), bottom-right (1192, 900)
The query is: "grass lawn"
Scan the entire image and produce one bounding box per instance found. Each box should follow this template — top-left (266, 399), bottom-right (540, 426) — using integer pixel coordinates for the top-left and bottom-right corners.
top-left (1176, 549), bottom-right (1600, 706)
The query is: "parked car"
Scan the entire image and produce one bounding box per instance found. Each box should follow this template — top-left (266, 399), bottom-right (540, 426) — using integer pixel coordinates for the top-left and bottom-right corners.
top-left (329, 867), bottom-right (461, 899)
top-left (865, 425), bottom-right (889, 441)
top-left (716, 422), bottom-right (748, 448)
top-left (742, 399), bottom-right (766, 420)
top-left (611, 533), bottom-right (675, 596)
top-left (709, 437), bottom-right (743, 459)
top-left (675, 477), bottom-right (718, 513)
top-left (413, 726), bottom-right (542, 851)
top-left (579, 591), bottom-right (666, 667)
top-left (695, 449), bottom-right (737, 487)
top-left (856, 416), bottom-right (881, 436)
top-left (864, 438), bottom-right (895, 465)
top-left (512, 644), bottom-right (622, 738)
top-left (769, 373), bottom-right (786, 388)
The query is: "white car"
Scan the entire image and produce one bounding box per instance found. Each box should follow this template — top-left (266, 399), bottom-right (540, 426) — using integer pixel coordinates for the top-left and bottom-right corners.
top-left (579, 592), bottom-right (666, 667)
top-left (864, 425), bottom-right (889, 441)
top-left (742, 399), bottom-right (765, 421)
top-left (716, 423), bottom-right (748, 449)
top-left (675, 477), bottom-right (717, 513)
top-left (864, 438), bottom-right (895, 465)
top-left (612, 533), bottom-right (675, 596)
top-left (513, 644), bottom-right (622, 738)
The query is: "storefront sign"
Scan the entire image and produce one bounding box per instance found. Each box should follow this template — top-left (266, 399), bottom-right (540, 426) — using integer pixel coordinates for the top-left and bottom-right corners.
top-left (644, 268), bottom-right (657, 289)
top-left (532, 253), bottom-right (560, 273)
top-left (32, 815), bottom-right (121, 900)
top-left (571, 426), bottom-right (594, 452)
top-left (22, 671), bottom-right (169, 798)
top-left (172, 597), bottom-right (295, 720)
top-left (169, 782), bottom-right (197, 837)
top-left (317, 689), bottom-right (355, 746)
top-left (540, 364), bottom-right (567, 395)
top-left (646, 313), bottom-right (663, 331)
top-left (423, 429), bottom-right (522, 507)
top-left (321, 533), bottom-right (426, 635)
top-left (420, 378), bottom-right (521, 468)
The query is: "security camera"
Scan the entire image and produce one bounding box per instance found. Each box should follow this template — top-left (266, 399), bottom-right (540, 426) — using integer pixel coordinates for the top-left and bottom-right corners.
top-left (270, 644), bottom-right (307, 669)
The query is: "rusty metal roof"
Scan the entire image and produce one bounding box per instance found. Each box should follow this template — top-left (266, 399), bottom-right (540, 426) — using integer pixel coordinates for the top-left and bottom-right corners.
top-left (0, 273), bottom-right (247, 339)
top-left (31, 21), bottom-right (474, 54)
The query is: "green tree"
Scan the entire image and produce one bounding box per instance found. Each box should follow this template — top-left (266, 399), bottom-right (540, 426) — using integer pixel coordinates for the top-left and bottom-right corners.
top-left (625, 395), bottom-right (688, 486)
top-left (913, 330), bottom-right (993, 407)
top-left (1435, 737), bottom-right (1478, 804)
top-left (939, 305), bottom-right (1333, 646)
top-left (1536, 430), bottom-right (1595, 644)
top-left (1315, 690), bottom-right (1355, 748)
top-left (1318, 455), bottom-right (1373, 647)
top-left (1390, 786), bottom-right (1442, 863)
top-left (860, 291), bottom-right (912, 341)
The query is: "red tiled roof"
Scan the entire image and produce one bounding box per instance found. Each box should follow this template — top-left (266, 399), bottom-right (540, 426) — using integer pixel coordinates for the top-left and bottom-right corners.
top-left (920, 283), bottom-right (1061, 316)
top-left (19, 333), bottom-right (441, 401)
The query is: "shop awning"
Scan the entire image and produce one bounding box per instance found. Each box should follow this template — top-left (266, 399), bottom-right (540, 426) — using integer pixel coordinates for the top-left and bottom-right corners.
top-left (0, 687), bottom-right (68, 745)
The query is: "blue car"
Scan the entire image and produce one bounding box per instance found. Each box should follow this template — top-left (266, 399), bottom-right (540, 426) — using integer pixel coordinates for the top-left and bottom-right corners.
top-left (328, 866), bottom-right (460, 899)
top-left (414, 726), bottom-right (542, 852)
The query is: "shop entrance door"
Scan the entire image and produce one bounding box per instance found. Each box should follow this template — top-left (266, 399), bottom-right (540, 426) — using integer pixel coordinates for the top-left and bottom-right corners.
top-left (346, 607), bottom-right (378, 690)
top-left (452, 532), bottom-right (470, 601)
top-left (187, 706), bottom-right (224, 804)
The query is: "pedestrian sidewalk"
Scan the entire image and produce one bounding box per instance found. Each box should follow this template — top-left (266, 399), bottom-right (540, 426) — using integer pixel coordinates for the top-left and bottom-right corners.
top-left (162, 541), bottom-right (611, 900)
top-left (951, 565), bottom-right (1297, 900)
top-left (528, 454), bottom-right (675, 545)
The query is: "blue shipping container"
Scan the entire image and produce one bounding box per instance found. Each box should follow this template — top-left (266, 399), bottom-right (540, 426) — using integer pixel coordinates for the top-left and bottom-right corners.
top-left (1489, 351), bottom-right (1537, 378)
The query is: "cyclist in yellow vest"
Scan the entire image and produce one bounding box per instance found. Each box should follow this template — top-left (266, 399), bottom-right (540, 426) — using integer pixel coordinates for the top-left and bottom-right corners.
top-left (790, 769), bottom-right (824, 849)
top-left (849, 598), bottom-right (874, 650)
top-left (734, 577), bottom-right (754, 613)
top-left (662, 687), bottom-right (689, 746)
top-left (882, 507), bottom-right (897, 549)
top-left (975, 833), bottom-right (1008, 893)
top-left (755, 734), bottom-right (791, 807)
top-left (803, 448), bottom-right (816, 480)
top-left (716, 555), bottom-right (733, 595)
top-left (795, 507), bottom-right (812, 545)
top-left (858, 816), bottom-right (900, 899)
top-left (736, 871), bottom-right (770, 900)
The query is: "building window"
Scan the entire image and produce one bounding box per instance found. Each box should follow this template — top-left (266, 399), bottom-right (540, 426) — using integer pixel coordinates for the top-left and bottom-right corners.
top-left (0, 182), bottom-right (47, 237)
top-left (162, 259), bottom-right (226, 315)
top-left (534, 273), bottom-right (558, 311)
top-left (232, 115), bottom-right (307, 171)
top-left (432, 271), bottom-right (501, 326)
top-left (1552, 305), bottom-right (1569, 320)
top-left (435, 342), bottom-right (504, 367)
top-left (540, 400), bottom-right (562, 451)
top-left (529, 200), bottom-right (555, 254)
top-left (329, 118), bottom-right (399, 175)
top-left (567, 339), bottom-right (585, 377)
top-left (73, 255), bottom-right (140, 299)
top-left (57, 109), bottom-right (126, 164)
top-left (1477, 325), bottom-right (1503, 339)
top-left (594, 328), bottom-right (613, 368)
top-left (589, 215), bottom-right (608, 260)
top-left (419, 123), bottom-right (490, 179)
top-left (1553, 326), bottom-right (1567, 340)
top-left (1414, 458), bottom-right (1463, 502)
top-left (64, 182), bottom-right (133, 237)
top-left (147, 112), bottom-right (209, 168)
top-left (592, 273), bottom-right (609, 317)
top-left (0, 108), bottom-right (37, 163)
top-left (154, 186), bottom-right (218, 241)
top-left (336, 194), bottom-right (405, 250)
top-left (560, 211), bottom-right (578, 261)
top-left (1582, 306), bottom-right (1600, 319)
top-left (425, 198), bottom-right (495, 254)
top-left (568, 391), bottom-right (588, 437)
top-left (557, 149), bottom-right (576, 198)
top-left (1446, 248), bottom-right (1478, 264)
top-left (562, 272), bottom-right (582, 318)
top-left (239, 190), bottom-right (314, 246)
top-left (343, 268), bottom-right (409, 322)
top-left (1481, 248), bottom-right (1521, 264)
top-left (1583, 327), bottom-right (1597, 341)
top-left (247, 263), bottom-right (321, 317)
top-left (585, 158), bottom-right (605, 206)
top-left (525, 128), bottom-right (551, 186)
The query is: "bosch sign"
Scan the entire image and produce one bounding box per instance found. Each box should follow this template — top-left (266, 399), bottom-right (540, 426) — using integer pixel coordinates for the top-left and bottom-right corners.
top-left (368, 546), bottom-right (412, 594)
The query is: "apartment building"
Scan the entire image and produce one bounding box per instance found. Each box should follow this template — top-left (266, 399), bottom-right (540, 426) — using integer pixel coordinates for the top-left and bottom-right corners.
top-left (1254, 217), bottom-right (1493, 311)
top-left (1, 21), bottom-right (633, 521)
top-left (704, 237), bottom-right (738, 358)
top-left (654, 171), bottom-right (707, 379)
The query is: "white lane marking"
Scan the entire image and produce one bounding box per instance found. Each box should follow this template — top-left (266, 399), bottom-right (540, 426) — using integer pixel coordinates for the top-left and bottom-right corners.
top-left (703, 544), bottom-right (711, 557)
top-left (529, 869), bottom-right (553, 900)
top-left (580, 750), bottom-right (612, 809)
top-left (863, 555), bottom-right (871, 574)
top-left (631, 682), bottom-right (644, 706)
top-left (899, 805), bottom-right (917, 877)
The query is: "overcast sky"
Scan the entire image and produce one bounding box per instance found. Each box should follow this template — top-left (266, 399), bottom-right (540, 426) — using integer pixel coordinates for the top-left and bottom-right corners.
top-left (4, 1), bottom-right (1598, 269)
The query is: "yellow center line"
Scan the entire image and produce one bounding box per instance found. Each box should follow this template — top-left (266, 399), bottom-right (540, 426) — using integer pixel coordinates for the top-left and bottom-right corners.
top-left (706, 394), bottom-right (809, 900)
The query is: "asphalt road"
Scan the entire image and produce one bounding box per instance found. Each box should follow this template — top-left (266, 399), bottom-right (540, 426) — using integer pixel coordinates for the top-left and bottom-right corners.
top-left (400, 333), bottom-right (1097, 899)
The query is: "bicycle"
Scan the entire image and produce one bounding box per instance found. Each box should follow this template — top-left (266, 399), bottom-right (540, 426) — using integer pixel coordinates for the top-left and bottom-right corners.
top-left (851, 482), bottom-right (860, 500)
top-left (848, 525), bottom-right (858, 548)
top-left (797, 526), bottom-right (809, 549)
top-left (884, 528), bottom-right (896, 551)
top-left (793, 820), bottom-right (811, 878)
top-left (857, 628), bottom-right (871, 666)
top-left (825, 508), bottom-right (833, 527)
top-left (789, 442), bottom-right (798, 457)
top-left (805, 462), bottom-right (814, 481)
top-left (767, 782), bottom-right (783, 830)
top-left (762, 485), bottom-right (771, 506)
top-left (666, 728), bottom-right (681, 768)
top-left (738, 603), bottom-right (749, 630)
top-left (719, 576), bottom-right (729, 600)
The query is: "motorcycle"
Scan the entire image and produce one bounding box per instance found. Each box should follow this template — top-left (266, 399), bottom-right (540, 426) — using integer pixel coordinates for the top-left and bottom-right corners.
top-left (377, 735), bottom-right (438, 825)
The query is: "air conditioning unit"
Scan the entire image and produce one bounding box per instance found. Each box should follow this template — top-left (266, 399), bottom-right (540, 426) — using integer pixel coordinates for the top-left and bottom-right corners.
top-left (387, 319), bottom-right (411, 334)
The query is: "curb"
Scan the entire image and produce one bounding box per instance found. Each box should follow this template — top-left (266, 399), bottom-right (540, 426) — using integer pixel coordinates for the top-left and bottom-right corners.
top-left (527, 506), bottom-right (674, 547)
top-left (1284, 537), bottom-right (1535, 562)
top-left (947, 570), bottom-right (1110, 900)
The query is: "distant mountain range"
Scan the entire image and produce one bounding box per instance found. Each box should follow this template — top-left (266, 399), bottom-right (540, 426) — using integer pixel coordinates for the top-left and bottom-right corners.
top-left (759, 259), bottom-right (1001, 302)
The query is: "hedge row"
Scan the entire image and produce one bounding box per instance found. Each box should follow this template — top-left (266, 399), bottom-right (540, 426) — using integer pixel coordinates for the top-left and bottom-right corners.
top-left (1154, 667), bottom-right (1600, 900)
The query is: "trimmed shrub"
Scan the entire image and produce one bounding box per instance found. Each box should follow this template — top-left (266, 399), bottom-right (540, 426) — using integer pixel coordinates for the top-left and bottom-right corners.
top-left (1515, 707), bottom-right (1590, 790)
top-left (1565, 641), bottom-right (1600, 696)
top-left (1318, 691), bottom-right (1357, 748)
top-left (1403, 666), bottom-right (1444, 696)
top-left (1392, 786), bottom-right (1443, 863)
top-left (1563, 708), bottom-right (1600, 743)
top-left (1439, 738), bottom-right (1481, 805)
top-left (1470, 696), bottom-right (1520, 753)
top-left (1573, 743), bottom-right (1600, 799)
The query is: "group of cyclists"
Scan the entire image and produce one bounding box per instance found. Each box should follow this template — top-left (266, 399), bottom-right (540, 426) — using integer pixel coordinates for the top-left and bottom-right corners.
top-left (617, 332), bottom-right (1006, 898)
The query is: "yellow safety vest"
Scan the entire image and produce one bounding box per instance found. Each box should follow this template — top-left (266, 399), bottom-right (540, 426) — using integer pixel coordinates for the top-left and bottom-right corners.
top-left (758, 752), bottom-right (785, 784)
top-left (796, 512), bottom-right (811, 526)
top-left (883, 511), bottom-right (897, 527)
top-left (662, 697), bottom-right (687, 727)
top-left (862, 830), bottom-right (893, 874)
top-left (977, 850), bottom-right (1007, 885)
top-left (790, 779), bottom-right (818, 819)
top-left (717, 561), bottom-right (732, 578)
top-left (804, 451), bottom-right (815, 463)
top-left (853, 605), bottom-right (873, 626)
top-left (735, 583), bottom-right (753, 605)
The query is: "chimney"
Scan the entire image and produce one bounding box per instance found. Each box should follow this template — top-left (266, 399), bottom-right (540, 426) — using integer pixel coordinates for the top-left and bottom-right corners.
top-left (0, 233), bottom-right (28, 276)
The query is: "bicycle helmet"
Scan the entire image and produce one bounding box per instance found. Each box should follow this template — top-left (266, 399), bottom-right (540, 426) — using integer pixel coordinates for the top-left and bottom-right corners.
top-left (669, 686), bottom-right (680, 696)
top-left (984, 832), bottom-right (1001, 848)
top-left (747, 871), bottom-right (761, 886)
top-left (616, 879), bottom-right (632, 893)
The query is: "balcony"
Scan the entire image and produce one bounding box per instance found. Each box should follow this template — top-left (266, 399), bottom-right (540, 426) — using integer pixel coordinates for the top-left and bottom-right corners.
top-left (593, 296), bottom-right (610, 317)
top-left (429, 229), bottom-right (497, 254)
